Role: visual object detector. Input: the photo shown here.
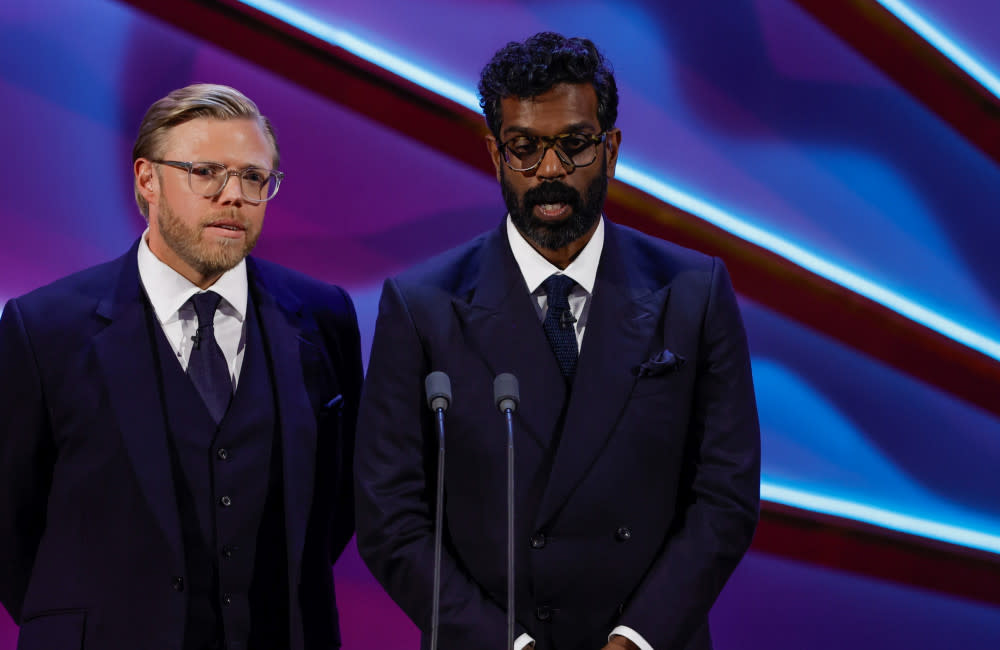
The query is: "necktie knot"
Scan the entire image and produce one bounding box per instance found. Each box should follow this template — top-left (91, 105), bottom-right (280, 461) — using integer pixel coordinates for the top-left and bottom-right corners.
top-left (542, 274), bottom-right (576, 305)
top-left (189, 291), bottom-right (223, 330)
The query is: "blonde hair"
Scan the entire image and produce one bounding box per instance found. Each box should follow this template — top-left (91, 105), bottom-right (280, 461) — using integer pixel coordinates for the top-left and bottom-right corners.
top-left (132, 83), bottom-right (279, 217)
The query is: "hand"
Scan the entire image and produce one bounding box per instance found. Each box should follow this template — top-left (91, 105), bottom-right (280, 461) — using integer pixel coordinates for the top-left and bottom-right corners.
top-left (601, 635), bottom-right (639, 650)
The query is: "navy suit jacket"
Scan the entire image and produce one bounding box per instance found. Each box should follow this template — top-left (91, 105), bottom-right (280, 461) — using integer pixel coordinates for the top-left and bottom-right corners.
top-left (0, 241), bottom-right (362, 650)
top-left (355, 221), bottom-right (760, 650)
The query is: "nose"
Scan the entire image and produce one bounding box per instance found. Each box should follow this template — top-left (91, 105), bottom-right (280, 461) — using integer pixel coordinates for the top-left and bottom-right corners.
top-left (535, 144), bottom-right (567, 181)
top-left (215, 171), bottom-right (245, 205)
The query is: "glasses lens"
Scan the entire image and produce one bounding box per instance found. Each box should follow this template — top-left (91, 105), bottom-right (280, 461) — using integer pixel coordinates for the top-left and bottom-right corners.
top-left (240, 168), bottom-right (279, 202)
top-left (503, 134), bottom-right (600, 171)
top-left (188, 163), bottom-right (228, 196)
top-left (504, 136), bottom-right (543, 170)
top-left (557, 135), bottom-right (598, 167)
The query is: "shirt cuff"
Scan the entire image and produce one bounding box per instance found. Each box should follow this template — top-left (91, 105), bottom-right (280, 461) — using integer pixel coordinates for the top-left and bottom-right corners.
top-left (610, 625), bottom-right (655, 650)
top-left (514, 632), bottom-right (535, 650)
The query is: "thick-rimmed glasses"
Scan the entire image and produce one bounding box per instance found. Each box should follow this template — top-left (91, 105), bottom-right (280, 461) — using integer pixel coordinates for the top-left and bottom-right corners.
top-left (152, 160), bottom-right (284, 202)
top-left (498, 132), bottom-right (607, 172)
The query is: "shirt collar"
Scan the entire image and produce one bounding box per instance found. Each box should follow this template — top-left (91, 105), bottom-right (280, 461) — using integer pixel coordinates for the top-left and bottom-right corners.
top-left (506, 215), bottom-right (604, 294)
top-left (136, 229), bottom-right (248, 324)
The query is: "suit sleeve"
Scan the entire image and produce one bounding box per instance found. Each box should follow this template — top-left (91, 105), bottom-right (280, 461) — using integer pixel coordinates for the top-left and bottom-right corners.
top-left (617, 258), bottom-right (761, 647)
top-left (0, 299), bottom-right (56, 623)
top-left (322, 286), bottom-right (364, 563)
top-left (355, 278), bottom-right (524, 649)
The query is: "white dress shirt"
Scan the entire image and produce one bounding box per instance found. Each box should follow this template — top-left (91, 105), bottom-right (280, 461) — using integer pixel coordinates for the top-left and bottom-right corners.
top-left (136, 231), bottom-right (248, 388)
top-left (506, 217), bottom-right (654, 650)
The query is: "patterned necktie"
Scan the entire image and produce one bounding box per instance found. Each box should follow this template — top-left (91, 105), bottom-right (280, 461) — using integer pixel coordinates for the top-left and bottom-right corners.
top-left (187, 291), bottom-right (232, 423)
top-left (541, 274), bottom-right (579, 380)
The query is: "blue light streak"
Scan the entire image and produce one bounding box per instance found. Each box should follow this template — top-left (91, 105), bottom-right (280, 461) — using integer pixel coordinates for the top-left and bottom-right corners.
top-left (236, 0), bottom-right (481, 111)
top-left (232, 0), bottom-right (1000, 553)
top-left (234, 0), bottom-right (1000, 365)
top-left (875, 0), bottom-right (1000, 100)
top-left (763, 479), bottom-right (1000, 555)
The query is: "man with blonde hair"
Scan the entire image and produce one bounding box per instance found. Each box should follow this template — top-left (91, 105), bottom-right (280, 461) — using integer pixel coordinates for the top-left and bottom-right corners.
top-left (0, 84), bottom-right (361, 650)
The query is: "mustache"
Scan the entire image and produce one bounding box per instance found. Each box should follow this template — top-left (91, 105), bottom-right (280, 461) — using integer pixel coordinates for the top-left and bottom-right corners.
top-left (522, 182), bottom-right (582, 209)
top-left (201, 210), bottom-right (249, 227)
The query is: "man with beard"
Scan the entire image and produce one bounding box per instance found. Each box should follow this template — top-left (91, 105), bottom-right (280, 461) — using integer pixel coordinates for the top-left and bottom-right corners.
top-left (0, 84), bottom-right (361, 650)
top-left (355, 33), bottom-right (759, 650)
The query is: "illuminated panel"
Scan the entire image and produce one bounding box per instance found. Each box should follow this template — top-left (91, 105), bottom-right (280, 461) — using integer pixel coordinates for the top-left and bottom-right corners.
top-left (235, 0), bottom-right (1000, 366)
top-left (225, 0), bottom-right (1000, 555)
top-left (762, 480), bottom-right (1000, 555)
top-left (875, 0), bottom-right (1000, 100)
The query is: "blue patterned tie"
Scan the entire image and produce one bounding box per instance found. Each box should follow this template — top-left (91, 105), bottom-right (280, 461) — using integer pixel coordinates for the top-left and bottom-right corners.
top-left (187, 291), bottom-right (233, 423)
top-left (542, 274), bottom-right (579, 380)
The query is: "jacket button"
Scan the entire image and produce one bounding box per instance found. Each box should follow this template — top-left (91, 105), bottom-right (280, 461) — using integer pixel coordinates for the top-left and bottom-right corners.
top-left (529, 533), bottom-right (546, 549)
top-left (616, 526), bottom-right (632, 541)
top-left (222, 593), bottom-right (233, 606)
top-left (220, 495), bottom-right (232, 507)
top-left (172, 576), bottom-right (184, 592)
top-left (216, 448), bottom-right (229, 461)
top-left (535, 606), bottom-right (553, 622)
top-left (221, 545), bottom-right (237, 559)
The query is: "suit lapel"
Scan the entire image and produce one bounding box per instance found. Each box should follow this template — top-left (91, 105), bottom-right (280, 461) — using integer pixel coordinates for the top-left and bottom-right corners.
top-left (94, 242), bottom-right (184, 565)
top-left (536, 223), bottom-right (671, 526)
top-left (247, 260), bottom-right (315, 586)
top-left (451, 226), bottom-right (567, 451)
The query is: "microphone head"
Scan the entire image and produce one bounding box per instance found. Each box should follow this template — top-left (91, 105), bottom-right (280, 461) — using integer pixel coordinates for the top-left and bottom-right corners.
top-left (493, 373), bottom-right (519, 413)
top-left (425, 371), bottom-right (452, 412)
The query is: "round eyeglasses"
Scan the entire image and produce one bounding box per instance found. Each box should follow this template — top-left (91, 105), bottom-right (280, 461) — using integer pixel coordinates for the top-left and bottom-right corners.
top-left (152, 160), bottom-right (284, 202)
top-left (498, 132), bottom-right (607, 172)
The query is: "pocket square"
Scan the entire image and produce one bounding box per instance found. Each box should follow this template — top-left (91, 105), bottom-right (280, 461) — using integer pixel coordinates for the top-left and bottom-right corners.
top-left (635, 348), bottom-right (686, 377)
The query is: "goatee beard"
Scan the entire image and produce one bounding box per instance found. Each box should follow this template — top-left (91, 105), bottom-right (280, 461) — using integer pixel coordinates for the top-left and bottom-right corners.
top-left (502, 165), bottom-right (607, 251)
top-left (158, 194), bottom-right (259, 279)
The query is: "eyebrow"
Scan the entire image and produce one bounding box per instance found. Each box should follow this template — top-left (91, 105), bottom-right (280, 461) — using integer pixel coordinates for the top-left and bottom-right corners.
top-left (501, 121), bottom-right (599, 138)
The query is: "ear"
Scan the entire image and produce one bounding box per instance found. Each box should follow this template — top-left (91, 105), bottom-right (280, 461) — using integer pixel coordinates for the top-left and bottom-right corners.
top-left (134, 158), bottom-right (159, 206)
top-left (485, 134), bottom-right (503, 182)
top-left (604, 128), bottom-right (622, 179)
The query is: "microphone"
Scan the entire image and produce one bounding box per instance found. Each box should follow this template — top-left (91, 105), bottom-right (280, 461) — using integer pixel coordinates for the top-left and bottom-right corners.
top-left (493, 373), bottom-right (519, 650)
top-left (426, 371), bottom-right (451, 412)
top-left (425, 371), bottom-right (452, 650)
top-left (494, 373), bottom-right (519, 413)
top-left (559, 309), bottom-right (576, 330)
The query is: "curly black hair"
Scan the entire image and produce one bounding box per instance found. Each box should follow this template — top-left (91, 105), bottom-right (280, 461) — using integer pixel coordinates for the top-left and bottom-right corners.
top-left (477, 32), bottom-right (618, 139)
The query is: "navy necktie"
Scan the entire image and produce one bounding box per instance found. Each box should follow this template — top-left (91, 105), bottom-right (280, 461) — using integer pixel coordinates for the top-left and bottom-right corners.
top-left (541, 274), bottom-right (579, 380)
top-left (187, 291), bottom-right (232, 423)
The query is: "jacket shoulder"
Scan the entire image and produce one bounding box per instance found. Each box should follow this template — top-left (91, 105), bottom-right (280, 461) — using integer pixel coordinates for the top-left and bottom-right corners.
top-left (6, 255), bottom-right (124, 320)
top-left (392, 230), bottom-right (493, 298)
top-left (610, 222), bottom-right (716, 277)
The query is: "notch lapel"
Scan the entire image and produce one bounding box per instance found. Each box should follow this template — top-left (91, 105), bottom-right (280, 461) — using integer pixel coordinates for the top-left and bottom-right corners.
top-left (94, 244), bottom-right (184, 566)
top-left (451, 226), bottom-right (567, 451)
top-left (536, 224), bottom-right (671, 526)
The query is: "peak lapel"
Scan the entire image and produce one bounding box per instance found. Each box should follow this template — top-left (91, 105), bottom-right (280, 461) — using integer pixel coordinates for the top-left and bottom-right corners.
top-left (450, 225), bottom-right (567, 451)
top-left (248, 260), bottom-right (314, 586)
top-left (94, 242), bottom-right (184, 566)
top-left (536, 225), bottom-right (671, 526)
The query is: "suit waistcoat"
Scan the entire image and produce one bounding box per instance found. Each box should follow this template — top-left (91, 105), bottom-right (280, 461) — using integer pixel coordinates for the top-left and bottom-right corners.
top-left (150, 292), bottom-right (288, 650)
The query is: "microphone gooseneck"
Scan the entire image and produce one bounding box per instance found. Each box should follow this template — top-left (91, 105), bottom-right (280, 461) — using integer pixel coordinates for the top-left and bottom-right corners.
top-left (425, 371), bottom-right (452, 650)
top-left (493, 373), bottom-right (519, 650)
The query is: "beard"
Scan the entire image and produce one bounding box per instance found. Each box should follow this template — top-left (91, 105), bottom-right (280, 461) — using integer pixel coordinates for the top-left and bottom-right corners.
top-left (156, 192), bottom-right (261, 279)
top-left (502, 163), bottom-right (608, 251)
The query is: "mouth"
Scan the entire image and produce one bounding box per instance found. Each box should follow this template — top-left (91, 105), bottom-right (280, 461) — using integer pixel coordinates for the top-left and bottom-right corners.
top-left (204, 220), bottom-right (247, 239)
top-left (533, 202), bottom-right (571, 220)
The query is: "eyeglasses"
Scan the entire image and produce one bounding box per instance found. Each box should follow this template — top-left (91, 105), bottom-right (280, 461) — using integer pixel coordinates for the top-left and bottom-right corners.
top-left (498, 132), bottom-right (607, 172)
top-left (152, 160), bottom-right (285, 202)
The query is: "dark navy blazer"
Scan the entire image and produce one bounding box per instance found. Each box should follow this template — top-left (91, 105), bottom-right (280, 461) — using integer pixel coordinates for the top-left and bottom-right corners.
top-left (0, 241), bottom-right (362, 650)
top-left (355, 221), bottom-right (760, 650)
